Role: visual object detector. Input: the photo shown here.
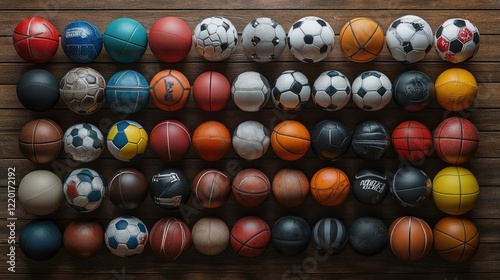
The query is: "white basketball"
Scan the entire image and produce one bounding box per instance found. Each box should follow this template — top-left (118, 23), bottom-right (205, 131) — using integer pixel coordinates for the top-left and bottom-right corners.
top-left (231, 71), bottom-right (271, 112)
top-left (232, 120), bottom-right (270, 160)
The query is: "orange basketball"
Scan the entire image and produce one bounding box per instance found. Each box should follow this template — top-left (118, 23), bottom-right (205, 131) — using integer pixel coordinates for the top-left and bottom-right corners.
top-left (389, 216), bottom-right (433, 261)
top-left (310, 167), bottom-right (350, 206)
top-left (339, 17), bottom-right (385, 63)
top-left (192, 121), bottom-right (231, 161)
top-left (150, 69), bottom-right (191, 111)
top-left (271, 120), bottom-right (310, 161)
top-left (433, 216), bottom-right (479, 262)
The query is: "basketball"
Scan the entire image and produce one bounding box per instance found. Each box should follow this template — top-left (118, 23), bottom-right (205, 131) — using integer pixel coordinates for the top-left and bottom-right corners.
top-left (192, 168), bottom-right (231, 208)
top-left (17, 69), bottom-right (59, 111)
top-left (352, 168), bottom-right (388, 205)
top-left (232, 120), bottom-right (270, 160)
top-left (19, 119), bottom-right (63, 164)
top-left (13, 17), bottom-right (59, 63)
top-left (393, 70), bottom-right (435, 112)
top-left (389, 216), bottom-right (433, 261)
top-left (150, 168), bottom-right (191, 209)
top-left (61, 20), bottom-right (102, 63)
top-left (311, 217), bottom-right (348, 255)
top-left (192, 217), bottom-right (229, 256)
top-left (150, 120), bottom-right (191, 162)
top-left (351, 120), bottom-right (391, 161)
top-left (389, 166), bottom-right (432, 207)
top-left (230, 216), bottom-right (271, 257)
top-left (271, 120), bottom-right (310, 161)
top-left (433, 216), bottom-right (479, 262)
top-left (392, 120), bottom-right (433, 162)
top-left (18, 170), bottom-right (63, 215)
top-left (433, 166), bottom-right (479, 215)
top-left (310, 167), bottom-right (350, 206)
top-left (106, 70), bottom-right (150, 114)
top-left (150, 69), bottom-right (191, 111)
top-left (103, 18), bottom-right (148, 63)
top-left (107, 168), bottom-right (149, 210)
top-left (272, 216), bottom-right (310, 256)
top-left (272, 168), bottom-right (309, 207)
top-left (435, 68), bottom-right (477, 111)
top-left (433, 117), bottom-right (479, 165)
top-left (149, 16), bottom-right (192, 63)
top-left (193, 71), bottom-right (231, 112)
top-left (339, 17), bottom-right (385, 63)
top-left (348, 216), bottom-right (388, 256)
top-left (192, 121), bottom-right (231, 161)
top-left (63, 220), bottom-right (103, 259)
top-left (20, 220), bottom-right (62, 261)
top-left (232, 168), bottom-right (271, 208)
top-left (311, 119), bottom-right (351, 161)
top-left (149, 217), bottom-right (191, 260)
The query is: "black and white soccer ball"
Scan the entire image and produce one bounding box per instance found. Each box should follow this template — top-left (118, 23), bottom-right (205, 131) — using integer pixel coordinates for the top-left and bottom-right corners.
top-left (312, 70), bottom-right (352, 111)
top-left (241, 17), bottom-right (286, 62)
top-left (287, 16), bottom-right (335, 63)
top-left (352, 71), bottom-right (392, 111)
top-left (386, 15), bottom-right (433, 63)
top-left (193, 16), bottom-right (238, 61)
top-left (434, 18), bottom-right (480, 63)
top-left (272, 70), bottom-right (311, 112)
top-left (231, 71), bottom-right (271, 112)
top-left (64, 123), bottom-right (104, 162)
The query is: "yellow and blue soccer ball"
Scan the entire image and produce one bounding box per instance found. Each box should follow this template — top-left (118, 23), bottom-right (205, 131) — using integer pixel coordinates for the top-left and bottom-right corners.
top-left (107, 120), bottom-right (148, 162)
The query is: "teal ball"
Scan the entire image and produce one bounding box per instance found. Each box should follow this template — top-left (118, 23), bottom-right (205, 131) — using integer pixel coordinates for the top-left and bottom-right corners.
top-left (20, 220), bottom-right (62, 261)
top-left (106, 70), bottom-right (150, 114)
top-left (103, 18), bottom-right (148, 63)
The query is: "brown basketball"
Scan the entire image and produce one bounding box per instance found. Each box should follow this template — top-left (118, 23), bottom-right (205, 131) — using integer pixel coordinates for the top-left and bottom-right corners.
top-left (192, 168), bottom-right (231, 208)
top-left (192, 121), bottom-right (231, 161)
top-left (272, 168), bottom-right (309, 207)
top-left (339, 17), bottom-right (385, 63)
top-left (232, 168), bottom-right (271, 208)
top-left (433, 216), bottom-right (479, 262)
top-left (389, 216), bottom-right (433, 261)
top-left (63, 219), bottom-right (103, 259)
top-left (107, 168), bottom-right (149, 209)
top-left (191, 217), bottom-right (229, 256)
top-left (149, 217), bottom-right (191, 260)
top-left (310, 167), bottom-right (350, 206)
top-left (230, 216), bottom-right (271, 257)
top-left (19, 118), bottom-right (63, 164)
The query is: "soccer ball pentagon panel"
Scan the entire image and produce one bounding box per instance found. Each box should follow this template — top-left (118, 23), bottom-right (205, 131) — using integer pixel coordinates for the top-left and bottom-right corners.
top-left (193, 16), bottom-right (238, 61)
top-left (231, 71), bottom-right (271, 112)
top-left (272, 70), bottom-right (311, 112)
top-left (105, 215), bottom-right (148, 257)
top-left (63, 168), bottom-right (105, 212)
top-left (60, 67), bottom-right (106, 114)
top-left (288, 16), bottom-right (335, 63)
top-left (386, 15), bottom-right (433, 63)
top-left (241, 17), bottom-right (286, 62)
top-left (107, 120), bottom-right (148, 162)
top-left (352, 71), bottom-right (392, 111)
top-left (435, 18), bottom-right (480, 63)
top-left (312, 70), bottom-right (351, 111)
top-left (63, 123), bottom-right (104, 162)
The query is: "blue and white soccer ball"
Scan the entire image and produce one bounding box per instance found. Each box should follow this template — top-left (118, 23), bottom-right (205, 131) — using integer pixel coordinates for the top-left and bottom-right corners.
top-left (287, 16), bottom-right (335, 63)
top-left (63, 168), bottom-right (105, 212)
top-left (352, 71), bottom-right (392, 111)
top-left (105, 215), bottom-right (148, 257)
top-left (106, 70), bottom-right (150, 114)
top-left (63, 123), bottom-right (104, 162)
top-left (272, 70), bottom-right (311, 112)
top-left (61, 20), bottom-right (103, 63)
top-left (241, 17), bottom-right (286, 62)
top-left (193, 16), bottom-right (238, 61)
top-left (312, 70), bottom-right (352, 111)
top-left (386, 15), bottom-right (433, 63)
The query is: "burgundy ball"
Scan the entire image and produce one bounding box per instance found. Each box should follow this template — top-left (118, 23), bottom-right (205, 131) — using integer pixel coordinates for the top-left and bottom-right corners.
top-left (63, 220), bottom-right (104, 259)
top-left (107, 168), bottom-right (149, 209)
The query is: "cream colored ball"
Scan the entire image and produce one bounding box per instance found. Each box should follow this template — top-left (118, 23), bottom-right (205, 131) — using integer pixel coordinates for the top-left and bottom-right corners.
top-left (19, 170), bottom-right (63, 215)
top-left (192, 217), bottom-right (229, 256)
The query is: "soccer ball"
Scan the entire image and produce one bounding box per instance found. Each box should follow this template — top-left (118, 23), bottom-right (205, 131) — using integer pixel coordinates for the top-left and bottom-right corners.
top-left (352, 71), bottom-right (392, 111)
top-left (287, 16), bottom-right (335, 63)
top-left (60, 67), bottom-right (106, 114)
top-left (193, 16), bottom-right (238, 61)
top-left (272, 70), bottom-right (311, 112)
top-left (107, 120), bottom-right (148, 162)
top-left (105, 215), bottom-right (148, 257)
top-left (63, 168), bottom-right (105, 212)
top-left (386, 15), bottom-right (433, 63)
top-left (231, 71), bottom-right (271, 112)
top-left (106, 70), bottom-right (150, 114)
top-left (435, 18), bottom-right (480, 63)
top-left (241, 17), bottom-right (286, 62)
top-left (312, 70), bottom-right (352, 111)
top-left (232, 120), bottom-right (270, 160)
top-left (63, 123), bottom-right (104, 162)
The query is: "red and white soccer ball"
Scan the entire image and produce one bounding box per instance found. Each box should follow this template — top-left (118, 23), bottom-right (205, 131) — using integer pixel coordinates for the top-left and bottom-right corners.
top-left (434, 18), bottom-right (480, 63)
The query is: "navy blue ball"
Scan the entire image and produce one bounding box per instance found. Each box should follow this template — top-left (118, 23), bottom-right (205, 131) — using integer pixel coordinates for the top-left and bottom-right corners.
top-left (272, 216), bottom-right (310, 256)
top-left (106, 70), bottom-right (150, 114)
top-left (20, 220), bottom-right (62, 261)
top-left (62, 20), bottom-right (103, 63)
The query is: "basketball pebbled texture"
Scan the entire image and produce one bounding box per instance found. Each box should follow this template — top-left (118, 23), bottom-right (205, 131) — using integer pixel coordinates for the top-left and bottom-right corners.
top-left (433, 116), bottom-right (479, 165)
top-left (230, 216), bottom-right (271, 257)
top-left (433, 216), bottom-right (479, 262)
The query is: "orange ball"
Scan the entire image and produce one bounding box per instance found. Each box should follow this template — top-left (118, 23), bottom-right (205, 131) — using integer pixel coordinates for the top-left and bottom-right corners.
top-left (389, 216), bottom-right (433, 261)
top-left (192, 121), bottom-right (231, 161)
top-left (310, 167), bottom-right (350, 206)
top-left (150, 69), bottom-right (191, 111)
top-left (435, 68), bottom-right (477, 111)
top-left (272, 168), bottom-right (309, 207)
top-left (433, 216), bottom-right (479, 262)
top-left (271, 120), bottom-right (310, 161)
top-left (339, 17), bottom-right (385, 63)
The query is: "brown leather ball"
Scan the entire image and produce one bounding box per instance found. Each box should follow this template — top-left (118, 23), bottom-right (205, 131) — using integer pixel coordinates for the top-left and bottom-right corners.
top-left (63, 220), bottom-right (104, 259)
top-left (272, 168), bottom-right (309, 207)
top-left (107, 168), bottom-right (149, 209)
top-left (232, 168), bottom-right (271, 208)
top-left (192, 217), bottom-right (229, 256)
top-left (19, 119), bottom-right (63, 164)
top-left (192, 168), bottom-right (230, 208)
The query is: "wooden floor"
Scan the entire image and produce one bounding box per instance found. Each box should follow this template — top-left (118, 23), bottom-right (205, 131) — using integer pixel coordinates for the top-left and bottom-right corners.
top-left (1, 1), bottom-right (499, 279)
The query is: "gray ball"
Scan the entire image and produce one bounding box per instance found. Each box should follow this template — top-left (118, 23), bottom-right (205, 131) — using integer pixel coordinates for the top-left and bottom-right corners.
top-left (231, 71), bottom-right (270, 112)
top-left (351, 120), bottom-right (390, 161)
top-left (232, 120), bottom-right (270, 160)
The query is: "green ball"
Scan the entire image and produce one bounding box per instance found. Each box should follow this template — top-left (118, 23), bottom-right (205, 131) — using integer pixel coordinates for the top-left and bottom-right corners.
top-left (103, 18), bottom-right (148, 63)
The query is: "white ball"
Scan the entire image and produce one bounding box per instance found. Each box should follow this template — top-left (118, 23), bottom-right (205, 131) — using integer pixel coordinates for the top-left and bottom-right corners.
top-left (352, 71), bottom-right (392, 111)
top-left (63, 123), bottom-right (104, 162)
top-left (386, 15), bottom-right (433, 63)
top-left (312, 70), bottom-right (351, 111)
top-left (434, 18), bottom-right (480, 63)
top-left (287, 16), bottom-right (335, 63)
top-left (272, 70), bottom-right (311, 112)
top-left (231, 71), bottom-right (271, 112)
top-left (63, 168), bottom-right (105, 213)
top-left (105, 216), bottom-right (148, 257)
top-left (232, 120), bottom-right (270, 160)
top-left (241, 17), bottom-right (286, 62)
top-left (193, 16), bottom-right (238, 61)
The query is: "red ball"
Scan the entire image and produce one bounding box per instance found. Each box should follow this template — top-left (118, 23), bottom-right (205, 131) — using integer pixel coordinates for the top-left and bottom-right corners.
top-left (63, 220), bottom-right (103, 259)
top-left (433, 117), bottom-right (479, 165)
top-left (392, 120), bottom-right (432, 162)
top-left (149, 17), bottom-right (192, 63)
top-left (149, 217), bottom-right (191, 260)
top-left (192, 168), bottom-right (231, 208)
top-left (192, 71), bottom-right (231, 112)
top-left (232, 168), bottom-right (271, 208)
top-left (230, 216), bottom-right (271, 257)
top-left (13, 17), bottom-right (59, 63)
top-left (150, 120), bottom-right (191, 162)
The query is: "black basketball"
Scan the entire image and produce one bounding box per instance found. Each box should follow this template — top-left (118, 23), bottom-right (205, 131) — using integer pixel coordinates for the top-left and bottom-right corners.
top-left (272, 216), bottom-right (310, 256)
top-left (150, 168), bottom-right (191, 209)
top-left (17, 69), bottom-right (60, 112)
top-left (311, 119), bottom-right (351, 161)
top-left (310, 217), bottom-right (348, 255)
top-left (351, 120), bottom-right (390, 161)
top-left (389, 165), bottom-right (432, 207)
top-left (352, 169), bottom-right (388, 205)
top-left (348, 216), bottom-right (388, 256)
top-left (393, 70), bottom-right (435, 112)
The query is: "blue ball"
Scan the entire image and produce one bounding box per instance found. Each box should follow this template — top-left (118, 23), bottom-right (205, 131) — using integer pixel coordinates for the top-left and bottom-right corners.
top-left (106, 70), bottom-right (150, 114)
top-left (20, 220), bottom-right (62, 261)
top-left (62, 20), bottom-right (103, 63)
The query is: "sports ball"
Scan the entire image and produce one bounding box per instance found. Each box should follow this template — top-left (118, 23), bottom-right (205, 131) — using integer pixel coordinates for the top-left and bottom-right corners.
top-left (389, 216), bottom-right (433, 261)
top-left (61, 20), bottom-right (102, 63)
top-left (272, 216), bottom-right (310, 256)
top-left (20, 220), bottom-right (62, 261)
top-left (106, 120), bottom-right (148, 162)
top-left (18, 170), bottom-right (63, 215)
top-left (150, 218), bottom-right (191, 260)
top-left (60, 67), bottom-right (106, 115)
top-left (103, 18), bottom-right (148, 63)
top-left (391, 120), bottom-right (432, 162)
top-left (63, 123), bottom-right (104, 163)
top-left (106, 70), bottom-right (150, 114)
top-left (192, 217), bottom-right (229, 256)
top-left (311, 217), bottom-right (348, 255)
top-left (435, 68), bottom-right (477, 111)
top-left (272, 168), bottom-right (309, 207)
top-left (63, 220), bottom-right (104, 259)
top-left (232, 168), bottom-right (271, 208)
top-left (435, 18), bottom-right (480, 63)
top-left (232, 120), bottom-right (270, 160)
top-left (287, 16), bottom-right (335, 63)
top-left (107, 168), bottom-right (149, 210)
top-left (348, 217), bottom-right (388, 256)
top-left (271, 120), bottom-right (310, 161)
top-left (352, 169), bottom-right (388, 205)
top-left (339, 17), bottom-right (385, 63)
top-left (150, 120), bottom-right (191, 162)
top-left (389, 166), bottom-right (432, 207)
top-left (149, 16), bottom-right (192, 63)
top-left (393, 70), bottom-right (435, 112)
top-left (13, 17), bottom-right (59, 63)
top-left (150, 69), bottom-right (191, 111)
top-left (312, 70), bottom-right (351, 111)
top-left (433, 216), bottom-right (479, 262)
top-left (386, 15), bottom-right (433, 63)
top-left (192, 71), bottom-right (231, 112)
top-left (241, 17), bottom-right (286, 62)
top-left (17, 69), bottom-right (59, 111)
top-left (18, 118), bottom-right (63, 164)
top-left (193, 16), bottom-right (238, 61)
top-left (311, 119), bottom-right (351, 161)
top-left (352, 70), bottom-right (392, 111)
top-left (310, 167), bottom-right (350, 206)
top-left (433, 166), bottom-right (479, 215)
top-left (272, 70), bottom-right (311, 112)
top-left (104, 215), bottom-right (148, 257)
top-left (63, 168), bottom-right (105, 213)
top-left (192, 168), bottom-right (231, 209)
top-left (150, 168), bottom-right (191, 209)
top-left (230, 216), bottom-right (271, 257)
top-left (433, 117), bottom-right (479, 165)
top-left (192, 121), bottom-right (231, 161)
top-left (351, 120), bottom-right (391, 161)
top-left (231, 71), bottom-right (271, 112)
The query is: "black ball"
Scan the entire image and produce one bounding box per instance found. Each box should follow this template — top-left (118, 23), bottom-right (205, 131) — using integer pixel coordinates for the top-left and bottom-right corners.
top-left (310, 217), bottom-right (348, 255)
top-left (20, 220), bottom-right (62, 260)
top-left (389, 165), bottom-right (432, 207)
top-left (393, 70), bottom-right (435, 112)
top-left (351, 120), bottom-right (390, 161)
top-left (150, 168), bottom-right (191, 209)
top-left (272, 216), bottom-right (310, 256)
top-left (17, 69), bottom-right (59, 111)
top-left (348, 216), bottom-right (388, 256)
top-left (352, 169), bottom-right (388, 205)
top-left (311, 119), bottom-right (351, 161)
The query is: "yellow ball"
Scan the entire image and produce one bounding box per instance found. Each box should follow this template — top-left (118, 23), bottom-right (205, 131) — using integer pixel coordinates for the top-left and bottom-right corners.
top-left (435, 68), bottom-right (477, 111)
top-left (432, 166), bottom-right (479, 215)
